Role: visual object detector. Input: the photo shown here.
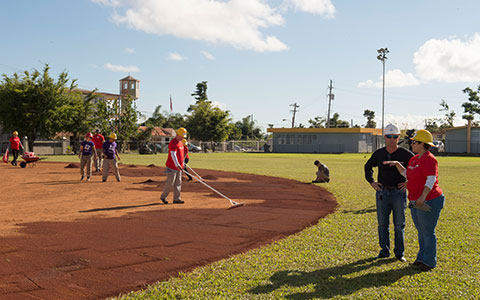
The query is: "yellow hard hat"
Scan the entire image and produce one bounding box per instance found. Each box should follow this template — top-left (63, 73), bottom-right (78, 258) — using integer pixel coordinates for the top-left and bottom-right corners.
top-left (109, 133), bottom-right (117, 140)
top-left (12, 131), bottom-right (18, 136)
top-left (412, 129), bottom-right (435, 146)
top-left (182, 139), bottom-right (188, 146)
top-left (176, 127), bottom-right (187, 137)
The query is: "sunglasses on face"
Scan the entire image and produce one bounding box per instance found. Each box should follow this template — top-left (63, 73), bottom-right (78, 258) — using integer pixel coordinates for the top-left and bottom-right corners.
top-left (385, 135), bottom-right (399, 139)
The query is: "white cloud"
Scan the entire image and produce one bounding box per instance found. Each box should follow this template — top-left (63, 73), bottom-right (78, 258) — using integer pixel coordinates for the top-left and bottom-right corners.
top-left (358, 69), bottom-right (420, 88)
top-left (201, 51), bottom-right (215, 60)
top-left (91, 0), bottom-right (120, 6)
top-left (167, 53), bottom-right (186, 61)
top-left (125, 47), bottom-right (135, 54)
top-left (414, 33), bottom-right (480, 83)
top-left (380, 113), bottom-right (465, 130)
top-left (212, 101), bottom-right (228, 110)
top-left (103, 63), bottom-right (140, 72)
top-left (288, 0), bottom-right (335, 18)
top-left (92, 0), bottom-right (293, 52)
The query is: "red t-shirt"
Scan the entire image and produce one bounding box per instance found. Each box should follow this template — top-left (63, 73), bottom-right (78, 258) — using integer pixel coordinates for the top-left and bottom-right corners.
top-left (406, 151), bottom-right (443, 201)
top-left (9, 137), bottom-right (21, 150)
top-left (165, 139), bottom-right (185, 170)
top-left (92, 134), bottom-right (105, 149)
top-left (184, 145), bottom-right (189, 159)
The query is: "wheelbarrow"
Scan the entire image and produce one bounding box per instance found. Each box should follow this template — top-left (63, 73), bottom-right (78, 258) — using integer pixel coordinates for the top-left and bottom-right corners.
top-left (20, 152), bottom-right (45, 168)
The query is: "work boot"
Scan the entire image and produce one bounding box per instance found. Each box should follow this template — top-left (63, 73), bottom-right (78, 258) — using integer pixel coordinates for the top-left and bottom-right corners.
top-left (173, 200), bottom-right (184, 204)
top-left (81, 175), bottom-right (84, 181)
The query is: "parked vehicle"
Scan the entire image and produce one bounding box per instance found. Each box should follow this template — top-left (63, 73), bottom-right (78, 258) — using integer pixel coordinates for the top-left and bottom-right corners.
top-left (188, 143), bottom-right (202, 152)
top-left (432, 141), bottom-right (445, 152)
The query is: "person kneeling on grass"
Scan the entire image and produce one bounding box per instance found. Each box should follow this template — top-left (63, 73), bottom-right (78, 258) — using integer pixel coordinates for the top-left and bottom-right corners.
top-left (79, 132), bottom-right (97, 182)
top-left (312, 160), bottom-right (330, 183)
top-left (102, 133), bottom-right (121, 182)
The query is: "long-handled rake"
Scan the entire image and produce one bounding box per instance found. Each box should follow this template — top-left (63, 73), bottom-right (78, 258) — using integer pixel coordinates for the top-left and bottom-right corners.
top-left (183, 166), bottom-right (245, 210)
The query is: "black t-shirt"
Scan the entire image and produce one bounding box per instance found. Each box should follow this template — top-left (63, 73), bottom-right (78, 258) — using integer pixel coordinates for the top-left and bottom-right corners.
top-left (364, 147), bottom-right (414, 187)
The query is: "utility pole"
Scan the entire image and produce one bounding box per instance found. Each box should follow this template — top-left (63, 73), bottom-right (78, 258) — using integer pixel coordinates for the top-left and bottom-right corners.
top-left (326, 80), bottom-right (334, 128)
top-left (377, 48), bottom-right (389, 136)
top-left (290, 102), bottom-right (299, 128)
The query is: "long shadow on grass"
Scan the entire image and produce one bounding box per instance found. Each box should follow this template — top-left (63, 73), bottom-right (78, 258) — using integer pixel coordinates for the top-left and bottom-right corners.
top-left (249, 257), bottom-right (421, 299)
top-left (341, 205), bottom-right (376, 214)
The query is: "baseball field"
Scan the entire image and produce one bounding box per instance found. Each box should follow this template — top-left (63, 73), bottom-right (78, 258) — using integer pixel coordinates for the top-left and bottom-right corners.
top-left (1, 153), bottom-right (479, 299)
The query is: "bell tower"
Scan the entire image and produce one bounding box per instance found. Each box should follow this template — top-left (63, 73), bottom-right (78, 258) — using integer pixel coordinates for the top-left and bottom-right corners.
top-left (119, 75), bottom-right (140, 99)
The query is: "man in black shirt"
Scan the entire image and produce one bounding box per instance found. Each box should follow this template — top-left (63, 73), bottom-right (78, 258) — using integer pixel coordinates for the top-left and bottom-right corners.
top-left (364, 124), bottom-right (413, 262)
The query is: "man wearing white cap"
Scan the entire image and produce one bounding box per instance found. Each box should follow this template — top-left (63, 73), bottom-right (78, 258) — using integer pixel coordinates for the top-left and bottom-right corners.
top-left (364, 124), bottom-right (413, 262)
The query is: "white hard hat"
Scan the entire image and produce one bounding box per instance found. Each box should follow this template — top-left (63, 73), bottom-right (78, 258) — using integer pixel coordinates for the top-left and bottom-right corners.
top-left (384, 124), bottom-right (400, 135)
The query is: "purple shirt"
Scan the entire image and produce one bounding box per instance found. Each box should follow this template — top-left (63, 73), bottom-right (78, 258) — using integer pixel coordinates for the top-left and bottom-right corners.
top-left (103, 141), bottom-right (117, 159)
top-left (81, 141), bottom-right (95, 156)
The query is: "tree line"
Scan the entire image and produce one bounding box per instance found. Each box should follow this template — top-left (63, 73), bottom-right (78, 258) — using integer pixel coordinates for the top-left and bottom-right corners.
top-left (0, 66), bottom-right (264, 152)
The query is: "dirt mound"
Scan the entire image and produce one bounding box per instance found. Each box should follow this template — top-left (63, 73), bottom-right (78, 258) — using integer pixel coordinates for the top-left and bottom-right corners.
top-left (147, 164), bottom-right (159, 168)
top-left (135, 179), bottom-right (160, 185)
top-left (128, 164), bottom-right (137, 168)
top-left (64, 163), bottom-right (79, 168)
top-left (202, 175), bottom-right (218, 180)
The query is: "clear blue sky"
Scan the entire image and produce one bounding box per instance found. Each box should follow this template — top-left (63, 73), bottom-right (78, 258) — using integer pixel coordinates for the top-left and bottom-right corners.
top-left (2, 0), bottom-right (480, 130)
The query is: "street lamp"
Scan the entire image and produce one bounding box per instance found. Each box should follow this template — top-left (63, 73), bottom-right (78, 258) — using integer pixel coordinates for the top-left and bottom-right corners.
top-left (377, 47), bottom-right (389, 136)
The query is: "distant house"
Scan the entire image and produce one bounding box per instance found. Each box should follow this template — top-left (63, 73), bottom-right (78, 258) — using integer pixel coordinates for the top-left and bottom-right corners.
top-left (444, 126), bottom-right (480, 154)
top-left (267, 127), bottom-right (383, 153)
top-left (138, 126), bottom-right (175, 145)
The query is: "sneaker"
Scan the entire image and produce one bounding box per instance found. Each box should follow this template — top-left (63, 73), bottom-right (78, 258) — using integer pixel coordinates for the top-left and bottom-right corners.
top-left (86, 177), bottom-right (90, 182)
top-left (102, 178), bottom-right (106, 182)
top-left (161, 198), bottom-right (168, 204)
top-left (375, 253), bottom-right (389, 259)
top-left (81, 175), bottom-right (84, 181)
top-left (173, 200), bottom-right (184, 204)
top-left (396, 255), bottom-right (407, 262)
top-left (412, 260), bottom-right (423, 266)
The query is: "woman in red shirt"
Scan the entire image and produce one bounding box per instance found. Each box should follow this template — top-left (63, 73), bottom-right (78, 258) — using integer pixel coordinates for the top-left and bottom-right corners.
top-left (9, 131), bottom-right (24, 166)
top-left (384, 129), bottom-right (444, 271)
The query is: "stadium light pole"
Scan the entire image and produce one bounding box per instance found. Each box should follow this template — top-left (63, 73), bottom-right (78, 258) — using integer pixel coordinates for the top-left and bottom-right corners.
top-left (377, 47), bottom-right (389, 136)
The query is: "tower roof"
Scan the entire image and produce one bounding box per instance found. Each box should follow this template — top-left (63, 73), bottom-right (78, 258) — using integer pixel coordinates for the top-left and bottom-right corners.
top-left (119, 75), bottom-right (139, 82)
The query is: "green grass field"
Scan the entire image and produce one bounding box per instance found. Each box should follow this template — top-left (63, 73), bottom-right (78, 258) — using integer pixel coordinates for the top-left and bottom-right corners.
top-left (46, 153), bottom-right (480, 299)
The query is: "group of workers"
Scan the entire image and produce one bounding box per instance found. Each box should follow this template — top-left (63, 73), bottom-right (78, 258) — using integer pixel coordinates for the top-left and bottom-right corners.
top-left (78, 130), bottom-right (121, 182)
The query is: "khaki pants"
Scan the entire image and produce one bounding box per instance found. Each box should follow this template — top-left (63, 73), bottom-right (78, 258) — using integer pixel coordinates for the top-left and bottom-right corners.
top-left (80, 155), bottom-right (92, 178)
top-left (102, 158), bottom-right (121, 181)
top-left (94, 148), bottom-right (103, 171)
top-left (161, 168), bottom-right (182, 201)
top-left (315, 170), bottom-right (329, 182)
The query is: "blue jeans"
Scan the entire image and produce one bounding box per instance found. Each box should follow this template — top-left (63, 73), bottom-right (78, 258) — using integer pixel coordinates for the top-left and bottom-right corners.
top-left (376, 189), bottom-right (407, 257)
top-left (410, 194), bottom-right (445, 268)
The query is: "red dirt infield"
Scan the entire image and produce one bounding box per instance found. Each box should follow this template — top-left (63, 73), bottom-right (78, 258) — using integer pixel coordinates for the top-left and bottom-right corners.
top-left (0, 162), bottom-right (336, 300)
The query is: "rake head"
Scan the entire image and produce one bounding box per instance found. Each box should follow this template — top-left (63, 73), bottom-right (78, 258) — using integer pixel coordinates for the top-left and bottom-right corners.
top-left (227, 202), bottom-right (245, 210)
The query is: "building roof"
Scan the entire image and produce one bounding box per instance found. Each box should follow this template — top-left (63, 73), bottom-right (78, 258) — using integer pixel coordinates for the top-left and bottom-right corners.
top-left (120, 75), bottom-right (139, 82)
top-left (443, 125), bottom-right (480, 131)
top-left (138, 126), bottom-right (175, 137)
top-left (267, 127), bottom-right (383, 135)
top-left (74, 88), bottom-right (122, 99)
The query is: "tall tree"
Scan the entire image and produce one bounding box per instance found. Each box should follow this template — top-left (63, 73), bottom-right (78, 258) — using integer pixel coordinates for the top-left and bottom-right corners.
top-left (191, 81), bottom-right (208, 103)
top-left (363, 109), bottom-right (376, 128)
top-left (235, 115), bottom-right (262, 140)
top-left (329, 113), bottom-right (350, 128)
top-left (462, 86), bottom-right (480, 123)
top-left (439, 99), bottom-right (456, 128)
top-left (0, 64), bottom-right (78, 150)
top-left (186, 82), bottom-right (231, 149)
